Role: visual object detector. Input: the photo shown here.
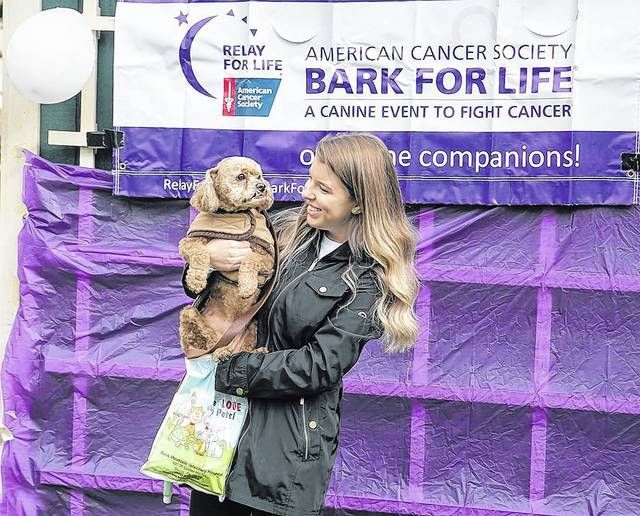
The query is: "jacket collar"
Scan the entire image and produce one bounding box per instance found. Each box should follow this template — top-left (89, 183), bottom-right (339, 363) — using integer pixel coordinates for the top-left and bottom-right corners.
top-left (312, 232), bottom-right (375, 268)
top-left (312, 232), bottom-right (350, 262)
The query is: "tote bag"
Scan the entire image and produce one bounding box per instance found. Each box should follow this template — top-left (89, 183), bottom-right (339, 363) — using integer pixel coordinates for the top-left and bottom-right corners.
top-left (141, 356), bottom-right (248, 498)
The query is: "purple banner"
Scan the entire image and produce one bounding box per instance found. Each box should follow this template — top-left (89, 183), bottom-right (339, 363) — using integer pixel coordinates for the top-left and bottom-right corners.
top-left (113, 129), bottom-right (637, 205)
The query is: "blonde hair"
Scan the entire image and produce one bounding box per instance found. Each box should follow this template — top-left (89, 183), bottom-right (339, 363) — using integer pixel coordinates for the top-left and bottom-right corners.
top-left (276, 133), bottom-right (419, 352)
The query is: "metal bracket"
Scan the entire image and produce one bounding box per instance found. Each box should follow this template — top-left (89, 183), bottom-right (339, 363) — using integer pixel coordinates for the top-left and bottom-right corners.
top-left (48, 129), bottom-right (124, 149)
top-left (87, 129), bottom-right (124, 149)
top-left (621, 153), bottom-right (640, 172)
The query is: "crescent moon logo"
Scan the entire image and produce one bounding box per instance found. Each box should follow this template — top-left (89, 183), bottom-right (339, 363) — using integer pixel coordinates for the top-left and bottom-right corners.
top-left (179, 15), bottom-right (218, 98)
top-left (179, 11), bottom-right (257, 99)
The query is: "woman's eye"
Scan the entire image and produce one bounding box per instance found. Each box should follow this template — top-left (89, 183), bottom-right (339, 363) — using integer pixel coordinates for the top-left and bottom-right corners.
top-left (236, 174), bottom-right (246, 181)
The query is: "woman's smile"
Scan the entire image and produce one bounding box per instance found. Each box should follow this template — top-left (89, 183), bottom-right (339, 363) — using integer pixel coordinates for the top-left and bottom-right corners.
top-left (302, 159), bottom-right (356, 241)
top-left (306, 205), bottom-right (321, 216)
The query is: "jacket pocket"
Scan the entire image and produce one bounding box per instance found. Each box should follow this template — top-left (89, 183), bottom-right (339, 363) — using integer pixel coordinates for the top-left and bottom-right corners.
top-left (298, 396), bottom-right (321, 461)
top-left (287, 276), bottom-right (349, 338)
top-left (304, 275), bottom-right (348, 298)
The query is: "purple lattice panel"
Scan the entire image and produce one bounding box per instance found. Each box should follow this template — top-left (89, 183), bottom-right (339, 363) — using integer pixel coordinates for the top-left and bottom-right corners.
top-left (83, 489), bottom-right (186, 515)
top-left (548, 288), bottom-right (640, 400)
top-left (421, 401), bottom-right (533, 512)
top-left (426, 281), bottom-right (537, 393)
top-left (90, 190), bottom-right (189, 257)
top-left (329, 394), bottom-right (412, 501)
top-left (543, 409), bottom-right (640, 515)
top-left (84, 377), bottom-right (177, 478)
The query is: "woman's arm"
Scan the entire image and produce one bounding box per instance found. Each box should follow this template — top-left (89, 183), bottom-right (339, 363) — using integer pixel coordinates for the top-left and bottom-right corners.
top-left (215, 283), bottom-right (382, 399)
top-left (180, 239), bottom-right (252, 298)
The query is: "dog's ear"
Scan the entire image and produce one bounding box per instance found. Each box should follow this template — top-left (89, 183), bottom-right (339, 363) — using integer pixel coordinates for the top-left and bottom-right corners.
top-left (191, 167), bottom-right (219, 212)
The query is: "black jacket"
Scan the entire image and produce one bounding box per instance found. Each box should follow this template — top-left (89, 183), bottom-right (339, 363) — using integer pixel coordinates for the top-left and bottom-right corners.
top-left (182, 234), bottom-right (382, 515)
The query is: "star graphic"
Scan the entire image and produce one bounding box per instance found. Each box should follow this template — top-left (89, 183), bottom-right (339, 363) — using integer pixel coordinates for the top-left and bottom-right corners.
top-left (175, 11), bottom-right (189, 26)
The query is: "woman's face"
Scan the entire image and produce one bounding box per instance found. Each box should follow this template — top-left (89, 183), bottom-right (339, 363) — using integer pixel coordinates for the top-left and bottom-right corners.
top-left (302, 158), bottom-right (357, 242)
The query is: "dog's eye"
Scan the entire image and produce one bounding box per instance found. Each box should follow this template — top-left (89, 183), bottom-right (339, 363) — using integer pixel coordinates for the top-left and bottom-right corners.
top-left (236, 174), bottom-right (246, 181)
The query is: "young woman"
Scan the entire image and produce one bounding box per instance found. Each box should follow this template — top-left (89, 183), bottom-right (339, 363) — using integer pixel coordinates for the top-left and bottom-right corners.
top-left (184, 133), bottom-right (420, 516)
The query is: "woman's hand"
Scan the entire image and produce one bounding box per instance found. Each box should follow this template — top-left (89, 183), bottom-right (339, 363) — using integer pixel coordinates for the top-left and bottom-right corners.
top-left (206, 239), bottom-right (251, 271)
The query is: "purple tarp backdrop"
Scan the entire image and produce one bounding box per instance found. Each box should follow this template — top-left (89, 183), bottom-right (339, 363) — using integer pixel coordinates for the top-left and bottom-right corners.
top-left (4, 152), bottom-right (640, 515)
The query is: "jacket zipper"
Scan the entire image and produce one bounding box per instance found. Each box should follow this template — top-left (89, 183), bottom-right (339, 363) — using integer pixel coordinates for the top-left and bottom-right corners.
top-left (307, 257), bottom-right (320, 271)
top-left (264, 256), bottom-right (320, 461)
top-left (300, 397), bottom-right (309, 459)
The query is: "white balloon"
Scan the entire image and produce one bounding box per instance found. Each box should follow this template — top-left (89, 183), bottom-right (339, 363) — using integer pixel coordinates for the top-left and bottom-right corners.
top-left (6, 8), bottom-right (96, 104)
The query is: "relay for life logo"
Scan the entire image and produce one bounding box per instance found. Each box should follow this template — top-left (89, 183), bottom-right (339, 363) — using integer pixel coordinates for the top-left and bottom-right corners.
top-left (222, 77), bottom-right (281, 116)
top-left (177, 8), bottom-right (283, 117)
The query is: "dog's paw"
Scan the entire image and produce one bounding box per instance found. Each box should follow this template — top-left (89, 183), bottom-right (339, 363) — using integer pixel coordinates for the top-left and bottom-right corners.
top-left (253, 346), bottom-right (268, 354)
top-left (237, 284), bottom-right (256, 299)
top-left (212, 346), bottom-right (233, 361)
top-left (186, 269), bottom-right (208, 294)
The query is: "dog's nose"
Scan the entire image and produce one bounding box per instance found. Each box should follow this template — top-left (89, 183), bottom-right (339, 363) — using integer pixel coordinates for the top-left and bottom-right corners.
top-left (257, 183), bottom-right (266, 192)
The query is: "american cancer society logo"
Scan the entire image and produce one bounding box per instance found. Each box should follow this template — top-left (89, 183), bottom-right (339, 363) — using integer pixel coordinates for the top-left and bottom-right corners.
top-left (223, 78), bottom-right (281, 117)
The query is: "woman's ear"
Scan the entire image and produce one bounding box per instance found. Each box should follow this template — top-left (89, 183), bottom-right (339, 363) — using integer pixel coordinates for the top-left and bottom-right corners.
top-left (191, 167), bottom-right (219, 212)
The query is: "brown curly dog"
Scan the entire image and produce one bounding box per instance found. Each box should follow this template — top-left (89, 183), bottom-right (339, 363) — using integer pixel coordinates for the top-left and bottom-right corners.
top-left (179, 156), bottom-right (275, 360)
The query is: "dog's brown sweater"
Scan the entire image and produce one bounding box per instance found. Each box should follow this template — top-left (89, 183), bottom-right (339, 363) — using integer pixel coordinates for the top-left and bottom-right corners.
top-left (186, 209), bottom-right (274, 284)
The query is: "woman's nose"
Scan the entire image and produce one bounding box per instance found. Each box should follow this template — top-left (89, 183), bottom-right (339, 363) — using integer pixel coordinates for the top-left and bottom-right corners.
top-left (302, 182), bottom-right (314, 200)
